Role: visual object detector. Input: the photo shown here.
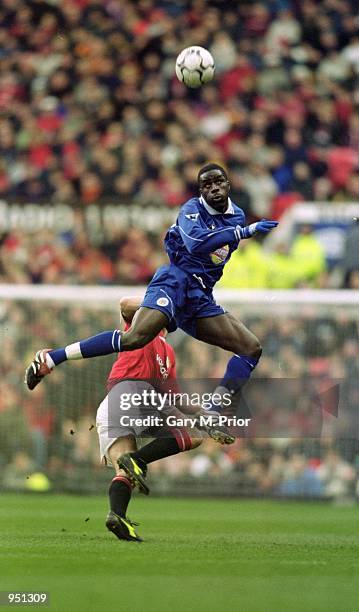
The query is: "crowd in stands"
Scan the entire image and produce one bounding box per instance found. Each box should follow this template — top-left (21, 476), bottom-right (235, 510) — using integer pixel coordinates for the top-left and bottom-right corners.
top-left (0, 0), bottom-right (359, 287)
top-left (152, 439), bottom-right (358, 499)
top-left (0, 224), bottom-right (169, 285)
top-left (2, 219), bottom-right (359, 287)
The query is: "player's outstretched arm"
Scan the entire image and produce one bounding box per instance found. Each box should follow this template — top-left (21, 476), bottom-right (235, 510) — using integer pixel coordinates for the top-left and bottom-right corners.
top-left (239, 219), bottom-right (279, 239)
top-left (176, 207), bottom-right (278, 255)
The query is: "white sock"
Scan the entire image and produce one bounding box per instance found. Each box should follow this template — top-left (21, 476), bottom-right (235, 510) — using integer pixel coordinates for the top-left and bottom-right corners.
top-left (45, 353), bottom-right (55, 369)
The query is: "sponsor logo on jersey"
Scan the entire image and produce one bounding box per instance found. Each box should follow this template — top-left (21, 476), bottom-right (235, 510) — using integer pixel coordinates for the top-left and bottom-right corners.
top-left (156, 353), bottom-right (169, 380)
top-left (185, 213), bottom-right (199, 221)
top-left (156, 297), bottom-right (169, 307)
top-left (210, 244), bottom-right (229, 265)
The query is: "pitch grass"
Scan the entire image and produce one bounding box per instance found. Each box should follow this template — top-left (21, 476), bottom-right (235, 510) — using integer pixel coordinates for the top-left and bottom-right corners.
top-left (1, 494), bottom-right (359, 612)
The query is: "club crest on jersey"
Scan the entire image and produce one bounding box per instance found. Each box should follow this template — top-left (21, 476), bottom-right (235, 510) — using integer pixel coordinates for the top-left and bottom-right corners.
top-left (210, 244), bottom-right (229, 265)
top-left (185, 213), bottom-right (199, 221)
top-left (157, 297), bottom-right (169, 307)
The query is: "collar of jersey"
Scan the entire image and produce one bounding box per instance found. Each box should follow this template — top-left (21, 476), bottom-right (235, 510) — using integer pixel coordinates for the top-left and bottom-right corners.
top-left (199, 195), bottom-right (234, 215)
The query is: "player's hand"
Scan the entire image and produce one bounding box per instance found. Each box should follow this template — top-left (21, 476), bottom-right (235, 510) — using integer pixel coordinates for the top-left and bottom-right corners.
top-left (254, 219), bottom-right (279, 234)
top-left (239, 219), bottom-right (279, 239)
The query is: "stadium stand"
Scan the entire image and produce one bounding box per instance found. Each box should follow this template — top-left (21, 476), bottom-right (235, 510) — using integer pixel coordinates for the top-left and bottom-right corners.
top-left (0, 0), bottom-right (358, 286)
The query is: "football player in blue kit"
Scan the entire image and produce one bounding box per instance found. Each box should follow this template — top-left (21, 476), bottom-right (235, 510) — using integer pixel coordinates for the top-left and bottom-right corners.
top-left (119, 163), bottom-right (278, 395)
top-left (26, 163), bottom-right (278, 489)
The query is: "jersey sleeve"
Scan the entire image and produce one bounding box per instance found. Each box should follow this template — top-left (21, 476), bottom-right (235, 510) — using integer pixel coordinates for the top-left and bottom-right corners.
top-left (177, 205), bottom-right (242, 255)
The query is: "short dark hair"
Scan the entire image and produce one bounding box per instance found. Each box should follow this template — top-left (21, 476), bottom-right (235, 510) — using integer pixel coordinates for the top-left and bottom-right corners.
top-left (197, 163), bottom-right (228, 183)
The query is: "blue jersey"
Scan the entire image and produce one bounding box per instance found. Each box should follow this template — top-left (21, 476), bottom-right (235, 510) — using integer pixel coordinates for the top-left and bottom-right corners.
top-left (141, 196), bottom-right (246, 338)
top-left (164, 196), bottom-right (246, 290)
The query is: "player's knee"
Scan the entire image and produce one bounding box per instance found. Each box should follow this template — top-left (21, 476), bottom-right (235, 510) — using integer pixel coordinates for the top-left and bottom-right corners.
top-left (247, 338), bottom-right (262, 360)
top-left (234, 332), bottom-right (262, 360)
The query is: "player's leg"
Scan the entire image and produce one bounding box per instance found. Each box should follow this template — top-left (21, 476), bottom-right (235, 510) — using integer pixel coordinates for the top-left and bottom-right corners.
top-left (120, 307), bottom-right (168, 350)
top-left (25, 268), bottom-right (177, 390)
top-left (108, 436), bottom-right (137, 515)
top-left (25, 308), bottom-right (168, 390)
top-left (105, 437), bottom-right (143, 542)
top-left (118, 428), bottom-right (203, 489)
top-left (195, 312), bottom-right (262, 401)
top-left (97, 389), bottom-right (143, 542)
top-left (196, 312), bottom-right (261, 357)
top-left (129, 427), bottom-right (203, 463)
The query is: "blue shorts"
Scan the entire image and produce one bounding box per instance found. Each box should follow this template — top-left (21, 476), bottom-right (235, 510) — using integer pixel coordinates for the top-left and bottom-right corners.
top-left (141, 265), bottom-right (225, 338)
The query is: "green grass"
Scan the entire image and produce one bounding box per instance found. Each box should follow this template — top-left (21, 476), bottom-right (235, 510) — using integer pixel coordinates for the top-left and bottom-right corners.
top-left (1, 494), bottom-right (359, 612)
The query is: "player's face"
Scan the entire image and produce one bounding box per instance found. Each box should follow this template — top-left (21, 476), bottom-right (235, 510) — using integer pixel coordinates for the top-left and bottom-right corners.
top-left (199, 169), bottom-right (230, 212)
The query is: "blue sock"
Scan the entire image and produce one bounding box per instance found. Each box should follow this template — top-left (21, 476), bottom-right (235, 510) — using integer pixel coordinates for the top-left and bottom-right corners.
top-left (211, 354), bottom-right (259, 412)
top-left (49, 330), bottom-right (121, 366)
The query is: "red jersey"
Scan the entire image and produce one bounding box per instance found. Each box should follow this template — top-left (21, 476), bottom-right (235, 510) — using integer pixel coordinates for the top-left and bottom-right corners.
top-left (107, 324), bottom-right (177, 391)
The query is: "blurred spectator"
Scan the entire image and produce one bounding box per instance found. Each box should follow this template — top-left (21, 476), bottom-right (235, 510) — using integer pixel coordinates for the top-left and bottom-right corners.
top-left (218, 239), bottom-right (270, 288)
top-left (290, 225), bottom-right (326, 286)
top-left (288, 162), bottom-right (314, 200)
top-left (2, 452), bottom-right (35, 491)
top-left (267, 242), bottom-right (298, 288)
top-left (327, 147), bottom-right (358, 191)
top-left (277, 453), bottom-right (323, 498)
top-left (241, 162), bottom-right (278, 218)
top-left (317, 450), bottom-right (356, 499)
top-left (219, 226), bottom-right (326, 289)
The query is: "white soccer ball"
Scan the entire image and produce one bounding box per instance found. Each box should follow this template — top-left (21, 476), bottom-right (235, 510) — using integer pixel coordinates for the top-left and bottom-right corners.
top-left (175, 46), bottom-right (215, 88)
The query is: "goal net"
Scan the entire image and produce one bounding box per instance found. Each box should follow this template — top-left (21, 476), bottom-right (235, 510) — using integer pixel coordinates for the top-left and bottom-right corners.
top-left (1, 286), bottom-right (358, 498)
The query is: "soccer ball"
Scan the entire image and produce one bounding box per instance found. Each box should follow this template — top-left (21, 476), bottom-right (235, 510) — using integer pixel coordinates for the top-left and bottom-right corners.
top-left (175, 46), bottom-right (215, 88)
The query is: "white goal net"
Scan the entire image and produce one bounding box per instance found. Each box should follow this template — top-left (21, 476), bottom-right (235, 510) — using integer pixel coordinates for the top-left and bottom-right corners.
top-left (1, 286), bottom-right (358, 498)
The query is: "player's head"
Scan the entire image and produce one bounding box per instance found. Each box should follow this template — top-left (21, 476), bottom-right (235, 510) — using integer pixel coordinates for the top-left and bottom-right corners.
top-left (197, 163), bottom-right (230, 212)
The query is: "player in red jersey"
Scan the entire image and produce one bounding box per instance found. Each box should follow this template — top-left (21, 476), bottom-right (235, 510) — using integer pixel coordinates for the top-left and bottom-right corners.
top-left (26, 296), bottom-right (232, 542)
top-left (97, 296), bottom-right (204, 541)
top-left (106, 298), bottom-right (176, 389)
